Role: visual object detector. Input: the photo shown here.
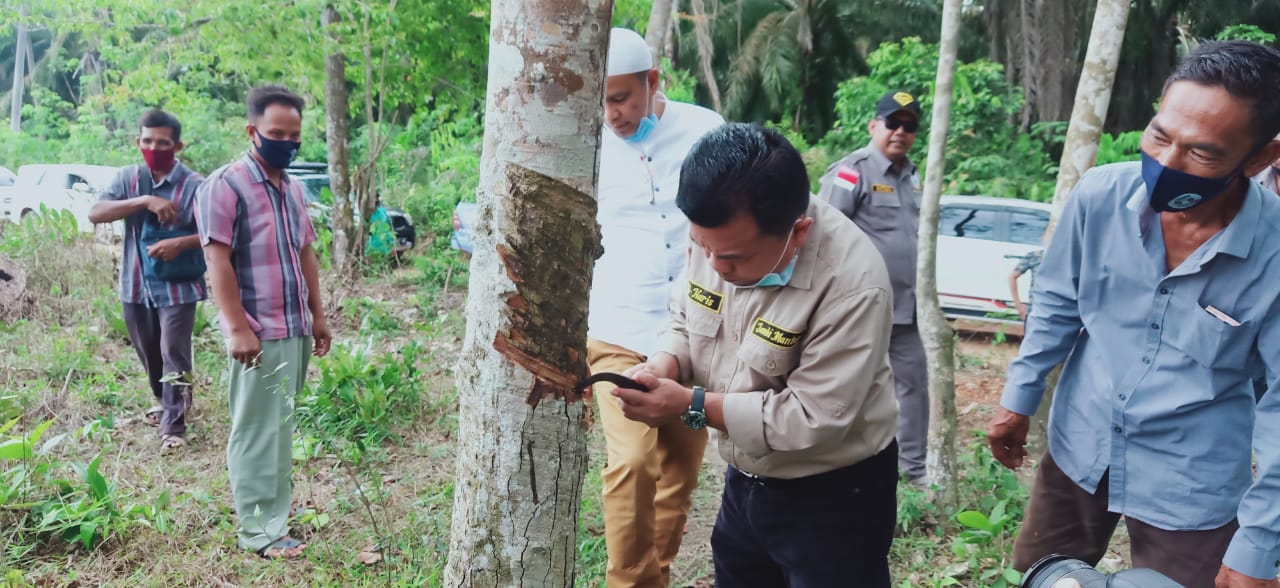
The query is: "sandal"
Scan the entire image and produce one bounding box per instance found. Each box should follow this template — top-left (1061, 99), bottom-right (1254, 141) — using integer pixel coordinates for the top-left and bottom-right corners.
top-left (256, 536), bottom-right (307, 559)
top-left (160, 434), bottom-right (187, 451)
top-left (143, 406), bottom-right (163, 427)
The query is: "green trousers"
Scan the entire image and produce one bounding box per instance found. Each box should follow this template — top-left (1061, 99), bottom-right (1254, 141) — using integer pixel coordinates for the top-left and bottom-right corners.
top-left (226, 336), bottom-right (311, 552)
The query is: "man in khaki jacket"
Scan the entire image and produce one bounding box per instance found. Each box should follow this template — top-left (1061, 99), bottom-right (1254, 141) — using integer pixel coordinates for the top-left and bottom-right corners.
top-left (614, 123), bottom-right (899, 587)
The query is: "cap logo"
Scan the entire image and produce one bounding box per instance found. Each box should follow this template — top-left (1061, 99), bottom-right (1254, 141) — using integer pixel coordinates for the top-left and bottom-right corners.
top-left (893, 92), bottom-right (914, 106)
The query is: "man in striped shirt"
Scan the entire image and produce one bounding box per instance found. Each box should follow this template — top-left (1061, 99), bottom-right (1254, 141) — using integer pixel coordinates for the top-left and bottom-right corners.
top-left (196, 85), bottom-right (331, 560)
top-left (89, 109), bottom-right (205, 451)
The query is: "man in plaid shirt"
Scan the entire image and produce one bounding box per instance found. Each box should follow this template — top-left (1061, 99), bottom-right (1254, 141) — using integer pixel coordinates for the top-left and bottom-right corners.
top-left (196, 85), bottom-right (331, 559)
top-left (88, 109), bottom-right (205, 452)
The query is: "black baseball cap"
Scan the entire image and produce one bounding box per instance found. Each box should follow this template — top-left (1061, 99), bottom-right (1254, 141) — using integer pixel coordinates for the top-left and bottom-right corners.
top-left (875, 90), bottom-right (923, 119)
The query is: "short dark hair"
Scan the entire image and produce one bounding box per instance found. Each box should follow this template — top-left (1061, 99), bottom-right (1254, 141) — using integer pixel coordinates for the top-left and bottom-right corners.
top-left (246, 85), bottom-right (305, 122)
top-left (139, 109), bottom-right (182, 143)
top-left (676, 123), bottom-right (810, 238)
top-left (1164, 40), bottom-right (1280, 146)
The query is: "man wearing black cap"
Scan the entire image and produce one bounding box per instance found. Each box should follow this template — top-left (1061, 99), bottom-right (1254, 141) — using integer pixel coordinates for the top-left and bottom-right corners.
top-left (817, 90), bottom-right (929, 486)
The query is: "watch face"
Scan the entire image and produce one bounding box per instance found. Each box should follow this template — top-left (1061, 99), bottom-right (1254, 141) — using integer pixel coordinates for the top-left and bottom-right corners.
top-left (682, 410), bottom-right (708, 430)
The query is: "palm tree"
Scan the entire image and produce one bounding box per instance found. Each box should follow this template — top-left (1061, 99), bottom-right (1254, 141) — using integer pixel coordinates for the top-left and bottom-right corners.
top-left (681, 0), bottom-right (943, 140)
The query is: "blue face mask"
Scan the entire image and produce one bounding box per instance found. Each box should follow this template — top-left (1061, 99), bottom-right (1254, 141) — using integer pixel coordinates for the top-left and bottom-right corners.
top-left (624, 79), bottom-right (658, 144)
top-left (1141, 151), bottom-right (1244, 212)
top-left (736, 227), bottom-right (799, 289)
top-left (253, 129), bottom-right (301, 171)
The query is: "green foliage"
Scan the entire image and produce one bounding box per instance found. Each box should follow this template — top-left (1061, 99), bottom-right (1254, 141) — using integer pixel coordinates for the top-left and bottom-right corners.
top-left (294, 339), bottom-right (426, 459)
top-left (824, 37), bottom-right (1061, 201)
top-left (1216, 24), bottom-right (1276, 44)
top-left (1095, 130), bottom-right (1144, 166)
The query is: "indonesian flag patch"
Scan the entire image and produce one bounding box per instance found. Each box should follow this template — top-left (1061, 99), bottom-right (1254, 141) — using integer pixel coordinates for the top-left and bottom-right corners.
top-left (834, 164), bottom-right (860, 191)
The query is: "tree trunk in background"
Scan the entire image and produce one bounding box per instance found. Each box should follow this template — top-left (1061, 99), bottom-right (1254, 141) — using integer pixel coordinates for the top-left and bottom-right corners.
top-left (690, 0), bottom-right (722, 112)
top-left (1047, 0), bottom-right (1130, 237)
top-left (323, 4), bottom-right (354, 273)
top-left (443, 0), bottom-right (612, 585)
top-left (645, 0), bottom-right (674, 66)
top-left (10, 4), bottom-right (28, 132)
top-left (1027, 0), bottom-right (1129, 459)
top-left (918, 0), bottom-right (962, 503)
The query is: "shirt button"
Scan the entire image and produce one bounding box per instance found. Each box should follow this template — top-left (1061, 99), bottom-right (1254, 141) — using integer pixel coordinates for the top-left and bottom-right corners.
top-left (1141, 357), bottom-right (1151, 364)
top-left (667, 276), bottom-right (674, 282)
top-left (647, 156), bottom-right (653, 162)
top-left (665, 243), bottom-right (672, 249)
top-left (1114, 426), bottom-right (1122, 433)
top-left (766, 360), bottom-right (776, 370)
top-left (654, 187), bottom-right (661, 192)
top-left (1159, 287), bottom-right (1169, 295)
top-left (1150, 323), bottom-right (1160, 330)
top-left (1119, 394), bottom-right (1126, 400)
top-left (661, 213), bottom-right (667, 219)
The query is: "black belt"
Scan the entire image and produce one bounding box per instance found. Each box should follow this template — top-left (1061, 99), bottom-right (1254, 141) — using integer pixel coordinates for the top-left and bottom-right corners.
top-left (731, 440), bottom-right (898, 488)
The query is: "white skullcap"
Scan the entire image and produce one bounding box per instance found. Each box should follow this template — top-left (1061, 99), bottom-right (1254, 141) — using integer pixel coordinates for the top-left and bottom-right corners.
top-left (607, 27), bottom-right (653, 76)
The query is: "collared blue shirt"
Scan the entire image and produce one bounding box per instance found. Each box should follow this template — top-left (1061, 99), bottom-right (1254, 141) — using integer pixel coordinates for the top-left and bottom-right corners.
top-left (1002, 161), bottom-right (1280, 579)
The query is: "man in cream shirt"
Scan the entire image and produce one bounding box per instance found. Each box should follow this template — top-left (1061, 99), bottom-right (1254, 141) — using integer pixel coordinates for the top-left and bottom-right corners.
top-left (587, 27), bottom-right (724, 588)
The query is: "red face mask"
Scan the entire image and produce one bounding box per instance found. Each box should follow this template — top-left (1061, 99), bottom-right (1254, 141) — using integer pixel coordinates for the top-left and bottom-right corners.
top-left (141, 148), bottom-right (176, 173)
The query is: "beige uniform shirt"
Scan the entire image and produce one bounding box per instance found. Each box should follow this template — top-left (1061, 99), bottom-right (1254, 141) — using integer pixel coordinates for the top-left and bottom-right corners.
top-left (656, 198), bottom-right (899, 479)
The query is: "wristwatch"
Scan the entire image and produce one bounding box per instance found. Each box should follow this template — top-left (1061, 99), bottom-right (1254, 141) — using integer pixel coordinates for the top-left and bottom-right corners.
top-left (682, 385), bottom-right (708, 430)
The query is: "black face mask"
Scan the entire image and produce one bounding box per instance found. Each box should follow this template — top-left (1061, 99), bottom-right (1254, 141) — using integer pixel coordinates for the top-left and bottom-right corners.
top-left (253, 129), bottom-right (300, 170)
top-left (1140, 142), bottom-right (1266, 212)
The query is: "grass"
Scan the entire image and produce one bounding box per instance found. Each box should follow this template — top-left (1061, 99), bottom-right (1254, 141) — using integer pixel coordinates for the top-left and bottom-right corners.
top-left (0, 221), bottom-right (1048, 587)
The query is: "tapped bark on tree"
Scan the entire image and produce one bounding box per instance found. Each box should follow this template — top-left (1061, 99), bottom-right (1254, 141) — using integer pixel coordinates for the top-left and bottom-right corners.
top-left (443, 1), bottom-right (613, 586)
top-left (322, 4), bottom-right (354, 273)
top-left (918, 0), bottom-right (963, 503)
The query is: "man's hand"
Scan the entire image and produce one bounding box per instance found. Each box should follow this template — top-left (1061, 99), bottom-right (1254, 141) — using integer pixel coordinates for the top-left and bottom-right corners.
top-left (1016, 301), bottom-right (1029, 322)
top-left (144, 196), bottom-right (178, 224)
top-left (987, 407), bottom-right (1031, 469)
top-left (623, 352), bottom-right (679, 381)
top-left (312, 318), bottom-right (332, 357)
top-left (229, 328), bottom-right (262, 367)
top-left (611, 373), bottom-right (691, 427)
top-left (146, 237), bottom-right (186, 261)
top-left (1215, 565), bottom-right (1280, 588)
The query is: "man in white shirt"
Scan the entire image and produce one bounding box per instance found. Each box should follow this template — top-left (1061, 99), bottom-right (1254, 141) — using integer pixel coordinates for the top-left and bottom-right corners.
top-left (588, 27), bottom-right (724, 588)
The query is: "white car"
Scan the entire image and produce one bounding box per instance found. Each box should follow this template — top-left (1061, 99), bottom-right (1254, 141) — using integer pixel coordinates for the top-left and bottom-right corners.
top-left (1, 164), bottom-right (121, 235)
top-left (936, 195), bottom-right (1051, 324)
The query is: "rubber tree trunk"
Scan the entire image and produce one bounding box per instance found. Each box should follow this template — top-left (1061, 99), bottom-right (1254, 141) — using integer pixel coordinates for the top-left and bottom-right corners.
top-left (917, 0), bottom-right (963, 503)
top-left (443, 1), bottom-right (613, 586)
top-left (323, 4), bottom-right (354, 273)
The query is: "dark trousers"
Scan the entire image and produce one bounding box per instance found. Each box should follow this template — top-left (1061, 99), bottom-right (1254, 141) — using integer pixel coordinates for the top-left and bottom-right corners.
top-left (712, 441), bottom-right (898, 588)
top-left (890, 323), bottom-right (928, 481)
top-left (122, 302), bottom-right (197, 436)
top-left (1013, 452), bottom-right (1237, 588)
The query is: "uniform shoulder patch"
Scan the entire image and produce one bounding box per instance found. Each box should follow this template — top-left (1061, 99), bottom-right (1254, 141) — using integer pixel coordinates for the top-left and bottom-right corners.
top-left (833, 164), bottom-right (860, 191)
top-left (688, 281), bottom-right (723, 314)
top-left (750, 317), bottom-right (803, 349)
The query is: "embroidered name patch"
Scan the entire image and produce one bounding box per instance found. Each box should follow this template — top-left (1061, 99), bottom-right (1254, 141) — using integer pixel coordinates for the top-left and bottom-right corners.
top-left (689, 281), bottom-right (724, 314)
top-left (871, 183), bottom-right (895, 193)
top-left (750, 317), bottom-right (803, 348)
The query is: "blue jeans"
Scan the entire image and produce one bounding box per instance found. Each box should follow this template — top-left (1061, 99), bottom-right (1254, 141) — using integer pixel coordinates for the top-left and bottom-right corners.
top-left (711, 441), bottom-right (898, 588)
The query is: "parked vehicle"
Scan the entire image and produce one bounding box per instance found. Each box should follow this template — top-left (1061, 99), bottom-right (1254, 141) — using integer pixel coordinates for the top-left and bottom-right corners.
top-left (0, 164), bottom-right (121, 235)
top-left (936, 195), bottom-right (1050, 324)
top-left (451, 201), bottom-right (477, 254)
top-left (285, 163), bottom-right (417, 250)
top-left (0, 167), bottom-right (15, 187)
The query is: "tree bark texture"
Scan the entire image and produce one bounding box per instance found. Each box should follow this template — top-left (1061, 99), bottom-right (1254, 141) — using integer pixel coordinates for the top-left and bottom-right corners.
top-left (443, 1), bottom-right (612, 586)
top-left (645, 0), bottom-right (674, 66)
top-left (322, 4), bottom-right (354, 272)
top-left (1047, 0), bottom-right (1130, 238)
top-left (690, 0), bottom-right (722, 112)
top-left (917, 0), bottom-right (962, 502)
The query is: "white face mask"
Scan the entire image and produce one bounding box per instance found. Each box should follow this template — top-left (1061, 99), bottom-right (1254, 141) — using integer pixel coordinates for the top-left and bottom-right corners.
top-left (732, 224), bottom-right (799, 289)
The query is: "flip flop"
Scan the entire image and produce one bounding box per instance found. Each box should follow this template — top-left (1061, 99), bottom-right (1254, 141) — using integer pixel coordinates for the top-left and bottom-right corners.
top-left (160, 434), bottom-right (187, 452)
top-left (143, 406), bottom-right (163, 427)
top-left (256, 536), bottom-right (307, 560)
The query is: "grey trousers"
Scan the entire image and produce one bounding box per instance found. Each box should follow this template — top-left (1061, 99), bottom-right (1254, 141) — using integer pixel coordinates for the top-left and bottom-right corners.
top-left (890, 322), bottom-right (929, 481)
top-left (122, 302), bottom-right (197, 436)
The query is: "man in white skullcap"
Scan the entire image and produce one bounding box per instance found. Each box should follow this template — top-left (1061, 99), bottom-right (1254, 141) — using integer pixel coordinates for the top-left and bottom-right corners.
top-left (587, 27), bottom-right (724, 587)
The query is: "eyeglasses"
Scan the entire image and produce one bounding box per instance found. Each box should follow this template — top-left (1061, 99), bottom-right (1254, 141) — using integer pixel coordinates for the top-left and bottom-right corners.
top-left (883, 117), bottom-right (919, 133)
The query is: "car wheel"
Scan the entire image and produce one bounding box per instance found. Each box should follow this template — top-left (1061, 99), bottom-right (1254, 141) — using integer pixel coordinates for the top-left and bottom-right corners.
top-left (20, 208), bottom-right (32, 219)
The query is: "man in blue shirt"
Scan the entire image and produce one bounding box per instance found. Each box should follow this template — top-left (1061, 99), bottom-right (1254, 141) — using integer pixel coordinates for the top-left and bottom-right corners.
top-left (987, 41), bottom-right (1280, 588)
